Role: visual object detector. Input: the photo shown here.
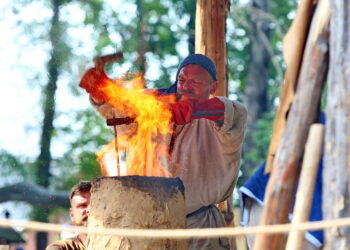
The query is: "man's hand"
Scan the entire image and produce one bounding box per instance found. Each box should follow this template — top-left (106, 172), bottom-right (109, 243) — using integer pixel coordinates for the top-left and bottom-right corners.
top-left (170, 97), bottom-right (225, 125)
top-left (79, 68), bottom-right (110, 102)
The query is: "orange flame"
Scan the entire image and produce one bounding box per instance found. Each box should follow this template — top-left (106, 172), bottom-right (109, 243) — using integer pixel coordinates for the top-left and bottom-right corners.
top-left (97, 140), bottom-right (126, 176)
top-left (96, 73), bottom-right (175, 177)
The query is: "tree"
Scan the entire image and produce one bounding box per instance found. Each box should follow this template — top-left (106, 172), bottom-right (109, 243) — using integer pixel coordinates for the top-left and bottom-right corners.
top-left (34, 0), bottom-right (66, 248)
top-left (241, 0), bottom-right (271, 181)
top-left (227, 0), bottom-right (297, 181)
top-left (0, 183), bottom-right (69, 208)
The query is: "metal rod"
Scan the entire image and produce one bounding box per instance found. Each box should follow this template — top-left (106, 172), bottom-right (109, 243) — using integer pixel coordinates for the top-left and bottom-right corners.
top-left (112, 115), bottom-right (121, 176)
top-left (93, 51), bottom-right (124, 176)
top-left (106, 117), bottom-right (135, 126)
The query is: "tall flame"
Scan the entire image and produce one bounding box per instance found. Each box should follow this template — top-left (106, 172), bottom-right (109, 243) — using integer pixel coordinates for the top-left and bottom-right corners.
top-left (96, 73), bottom-right (175, 177)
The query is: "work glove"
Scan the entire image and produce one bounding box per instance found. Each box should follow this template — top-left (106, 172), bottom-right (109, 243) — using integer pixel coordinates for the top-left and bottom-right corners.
top-left (79, 68), bottom-right (110, 102)
top-left (170, 97), bottom-right (225, 125)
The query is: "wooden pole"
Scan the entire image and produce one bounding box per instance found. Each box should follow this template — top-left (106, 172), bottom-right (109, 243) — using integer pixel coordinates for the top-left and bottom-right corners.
top-left (253, 0), bottom-right (330, 249)
top-left (195, 0), bottom-right (235, 236)
top-left (195, 0), bottom-right (229, 96)
top-left (286, 124), bottom-right (324, 250)
top-left (323, 0), bottom-right (350, 248)
top-left (87, 176), bottom-right (187, 250)
top-left (265, 0), bottom-right (315, 173)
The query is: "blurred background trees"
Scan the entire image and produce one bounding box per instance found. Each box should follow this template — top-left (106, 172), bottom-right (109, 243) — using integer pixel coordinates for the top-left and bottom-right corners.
top-left (0, 0), bottom-right (297, 248)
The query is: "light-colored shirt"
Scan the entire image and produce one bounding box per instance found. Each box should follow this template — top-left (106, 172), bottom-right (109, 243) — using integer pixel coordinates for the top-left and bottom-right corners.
top-left (46, 236), bottom-right (85, 250)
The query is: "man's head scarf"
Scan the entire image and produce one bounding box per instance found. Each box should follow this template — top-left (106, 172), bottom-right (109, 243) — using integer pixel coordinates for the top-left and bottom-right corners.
top-left (175, 54), bottom-right (217, 82)
top-left (157, 54), bottom-right (217, 95)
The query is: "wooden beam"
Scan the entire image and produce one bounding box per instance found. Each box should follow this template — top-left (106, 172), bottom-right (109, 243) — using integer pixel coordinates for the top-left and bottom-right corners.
top-left (195, 0), bottom-right (229, 96)
top-left (286, 124), bottom-right (324, 250)
top-left (265, 0), bottom-right (315, 173)
top-left (195, 0), bottom-right (235, 236)
top-left (253, 0), bottom-right (330, 249)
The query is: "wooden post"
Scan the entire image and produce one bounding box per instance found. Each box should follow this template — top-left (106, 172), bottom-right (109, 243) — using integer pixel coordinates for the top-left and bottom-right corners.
top-left (265, 0), bottom-right (315, 173)
top-left (195, 0), bottom-right (235, 236)
top-left (87, 176), bottom-right (187, 250)
top-left (253, 0), bottom-right (330, 249)
top-left (195, 0), bottom-right (229, 96)
top-left (323, 0), bottom-right (350, 248)
top-left (286, 124), bottom-right (324, 250)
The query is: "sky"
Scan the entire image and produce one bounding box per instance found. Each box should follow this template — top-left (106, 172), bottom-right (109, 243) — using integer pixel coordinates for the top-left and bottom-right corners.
top-left (0, 2), bottom-right (42, 157)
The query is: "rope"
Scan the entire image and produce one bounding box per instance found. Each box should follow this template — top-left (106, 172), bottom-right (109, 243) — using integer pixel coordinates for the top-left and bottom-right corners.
top-left (1, 217), bottom-right (350, 239)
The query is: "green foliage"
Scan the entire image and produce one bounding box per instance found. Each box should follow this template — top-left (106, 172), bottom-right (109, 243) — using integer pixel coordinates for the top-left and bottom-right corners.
top-left (243, 111), bottom-right (275, 175)
top-left (0, 151), bottom-right (33, 181)
top-left (227, 0), bottom-right (299, 175)
top-left (51, 109), bottom-right (113, 190)
top-left (227, 0), bottom-right (297, 95)
top-left (227, 4), bottom-right (251, 94)
top-left (320, 84), bottom-right (328, 111)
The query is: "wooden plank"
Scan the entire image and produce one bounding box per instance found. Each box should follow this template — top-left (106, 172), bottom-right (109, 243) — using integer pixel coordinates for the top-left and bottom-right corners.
top-left (253, 0), bottom-right (330, 249)
top-left (265, 0), bottom-right (315, 173)
top-left (233, 208), bottom-right (248, 250)
top-left (286, 124), bottom-right (324, 250)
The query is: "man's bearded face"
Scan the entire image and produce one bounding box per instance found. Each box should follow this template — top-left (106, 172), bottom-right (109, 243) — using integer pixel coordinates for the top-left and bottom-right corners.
top-left (176, 64), bottom-right (217, 102)
top-left (70, 191), bottom-right (90, 227)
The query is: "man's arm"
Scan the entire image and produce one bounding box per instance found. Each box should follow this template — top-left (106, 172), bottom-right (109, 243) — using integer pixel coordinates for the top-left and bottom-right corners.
top-left (79, 68), bottom-right (138, 139)
top-left (46, 237), bottom-right (84, 250)
top-left (215, 97), bottom-right (247, 151)
top-left (46, 242), bottom-right (66, 250)
top-left (170, 97), bottom-right (225, 125)
top-left (46, 244), bottom-right (62, 250)
top-left (79, 68), bottom-right (109, 103)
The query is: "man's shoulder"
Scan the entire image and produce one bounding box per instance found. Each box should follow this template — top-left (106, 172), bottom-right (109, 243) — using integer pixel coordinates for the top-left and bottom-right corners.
top-left (46, 236), bottom-right (85, 250)
top-left (215, 96), bottom-right (247, 113)
top-left (215, 96), bottom-right (243, 105)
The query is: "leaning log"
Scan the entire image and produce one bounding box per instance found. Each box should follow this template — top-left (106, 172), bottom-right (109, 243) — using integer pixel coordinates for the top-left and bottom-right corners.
top-left (253, 0), bottom-right (330, 249)
top-left (323, 0), bottom-right (350, 249)
top-left (87, 176), bottom-right (187, 250)
top-left (285, 124), bottom-right (324, 250)
top-left (265, 0), bottom-right (315, 173)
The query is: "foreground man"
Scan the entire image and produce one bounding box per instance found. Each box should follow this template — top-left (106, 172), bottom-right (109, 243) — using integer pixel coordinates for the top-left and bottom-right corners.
top-left (46, 181), bottom-right (91, 250)
top-left (79, 54), bottom-right (247, 250)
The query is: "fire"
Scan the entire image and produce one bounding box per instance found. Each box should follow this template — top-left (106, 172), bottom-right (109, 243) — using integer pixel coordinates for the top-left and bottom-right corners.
top-left (96, 73), bottom-right (176, 177)
top-left (97, 140), bottom-right (127, 176)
